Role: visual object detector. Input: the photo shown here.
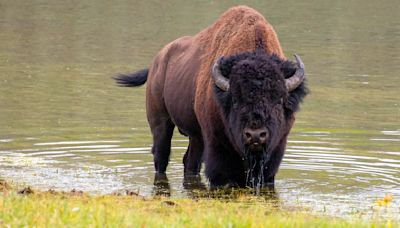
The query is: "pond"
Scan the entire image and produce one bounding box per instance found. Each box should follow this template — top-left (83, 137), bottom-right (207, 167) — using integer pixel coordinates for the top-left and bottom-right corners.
top-left (0, 0), bottom-right (399, 218)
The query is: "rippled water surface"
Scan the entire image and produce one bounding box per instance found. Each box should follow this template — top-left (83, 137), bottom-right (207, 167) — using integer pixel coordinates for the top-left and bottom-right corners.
top-left (1, 0), bottom-right (399, 217)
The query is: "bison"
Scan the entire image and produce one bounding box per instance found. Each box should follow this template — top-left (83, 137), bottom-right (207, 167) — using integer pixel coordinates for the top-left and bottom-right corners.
top-left (115, 6), bottom-right (308, 189)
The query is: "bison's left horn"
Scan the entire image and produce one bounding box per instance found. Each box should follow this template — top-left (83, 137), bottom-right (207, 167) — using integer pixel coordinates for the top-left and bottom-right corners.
top-left (212, 58), bottom-right (230, 91)
top-left (285, 54), bottom-right (305, 92)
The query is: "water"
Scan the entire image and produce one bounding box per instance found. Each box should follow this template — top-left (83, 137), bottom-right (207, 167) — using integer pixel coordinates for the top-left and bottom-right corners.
top-left (1, 0), bottom-right (399, 218)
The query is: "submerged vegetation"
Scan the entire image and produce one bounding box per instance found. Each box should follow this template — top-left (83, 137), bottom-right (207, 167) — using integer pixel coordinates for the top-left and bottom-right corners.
top-left (0, 180), bottom-right (397, 227)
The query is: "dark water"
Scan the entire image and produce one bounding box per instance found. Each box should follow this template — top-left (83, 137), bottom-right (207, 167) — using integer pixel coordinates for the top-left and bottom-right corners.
top-left (1, 0), bottom-right (399, 218)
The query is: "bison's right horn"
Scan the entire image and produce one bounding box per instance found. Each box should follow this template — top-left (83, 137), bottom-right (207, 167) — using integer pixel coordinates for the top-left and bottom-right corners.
top-left (285, 54), bottom-right (305, 92)
top-left (212, 58), bottom-right (230, 91)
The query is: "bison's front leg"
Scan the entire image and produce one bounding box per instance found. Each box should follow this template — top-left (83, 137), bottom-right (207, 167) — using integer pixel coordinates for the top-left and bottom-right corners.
top-left (204, 144), bottom-right (246, 189)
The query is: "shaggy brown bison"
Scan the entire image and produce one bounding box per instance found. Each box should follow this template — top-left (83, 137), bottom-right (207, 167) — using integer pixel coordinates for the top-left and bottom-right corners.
top-left (115, 6), bottom-right (308, 189)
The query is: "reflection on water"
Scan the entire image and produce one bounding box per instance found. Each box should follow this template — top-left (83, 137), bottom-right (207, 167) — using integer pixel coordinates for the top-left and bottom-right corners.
top-left (0, 0), bottom-right (399, 219)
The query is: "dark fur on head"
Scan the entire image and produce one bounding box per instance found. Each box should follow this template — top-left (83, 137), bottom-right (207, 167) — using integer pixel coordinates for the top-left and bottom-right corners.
top-left (215, 51), bottom-right (308, 116)
top-left (214, 50), bottom-right (308, 154)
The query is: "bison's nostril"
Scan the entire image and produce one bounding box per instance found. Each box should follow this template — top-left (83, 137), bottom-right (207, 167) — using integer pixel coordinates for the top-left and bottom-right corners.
top-left (259, 131), bottom-right (268, 144)
top-left (244, 131), bottom-right (253, 144)
top-left (245, 132), bottom-right (252, 139)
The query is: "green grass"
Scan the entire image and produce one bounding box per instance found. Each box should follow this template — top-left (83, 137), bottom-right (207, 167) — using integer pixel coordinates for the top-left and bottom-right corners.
top-left (0, 180), bottom-right (397, 227)
top-left (0, 188), bottom-right (396, 228)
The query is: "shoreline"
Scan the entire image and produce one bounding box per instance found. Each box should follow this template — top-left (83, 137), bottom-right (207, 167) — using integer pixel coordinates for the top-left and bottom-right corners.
top-left (1, 179), bottom-right (397, 227)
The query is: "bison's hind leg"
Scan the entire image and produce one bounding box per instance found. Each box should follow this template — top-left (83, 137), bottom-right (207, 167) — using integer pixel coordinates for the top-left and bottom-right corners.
top-left (183, 137), bottom-right (204, 176)
top-left (150, 118), bottom-right (175, 173)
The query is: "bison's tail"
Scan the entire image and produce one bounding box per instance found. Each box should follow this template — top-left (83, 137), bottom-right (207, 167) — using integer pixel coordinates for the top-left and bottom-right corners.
top-left (114, 68), bottom-right (149, 87)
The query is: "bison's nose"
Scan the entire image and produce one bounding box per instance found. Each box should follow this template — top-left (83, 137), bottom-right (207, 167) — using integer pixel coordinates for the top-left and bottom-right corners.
top-left (244, 127), bottom-right (268, 145)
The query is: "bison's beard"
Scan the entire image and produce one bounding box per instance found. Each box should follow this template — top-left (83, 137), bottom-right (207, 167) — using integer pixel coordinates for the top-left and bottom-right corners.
top-left (244, 147), bottom-right (270, 190)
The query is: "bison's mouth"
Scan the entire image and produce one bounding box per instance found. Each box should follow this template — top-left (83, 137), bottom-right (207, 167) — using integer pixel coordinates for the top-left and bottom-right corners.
top-left (244, 146), bottom-right (270, 190)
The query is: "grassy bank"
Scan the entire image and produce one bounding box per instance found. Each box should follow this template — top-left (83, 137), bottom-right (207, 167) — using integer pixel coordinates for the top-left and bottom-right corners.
top-left (0, 182), bottom-right (395, 227)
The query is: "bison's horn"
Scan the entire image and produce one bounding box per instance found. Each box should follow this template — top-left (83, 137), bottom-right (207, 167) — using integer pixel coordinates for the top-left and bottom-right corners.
top-left (212, 58), bottom-right (230, 91)
top-left (285, 54), bottom-right (305, 92)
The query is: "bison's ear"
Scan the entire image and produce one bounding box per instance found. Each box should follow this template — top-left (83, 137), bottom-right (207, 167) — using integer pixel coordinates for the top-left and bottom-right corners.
top-left (280, 59), bottom-right (297, 80)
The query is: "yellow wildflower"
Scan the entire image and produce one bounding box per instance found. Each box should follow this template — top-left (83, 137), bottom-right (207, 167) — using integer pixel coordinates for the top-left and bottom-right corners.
top-left (375, 193), bottom-right (394, 207)
top-left (383, 193), bottom-right (393, 203)
top-left (375, 199), bottom-right (385, 207)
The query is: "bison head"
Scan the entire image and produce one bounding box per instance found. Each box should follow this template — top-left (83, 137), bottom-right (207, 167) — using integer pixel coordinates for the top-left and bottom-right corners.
top-left (212, 51), bottom-right (307, 188)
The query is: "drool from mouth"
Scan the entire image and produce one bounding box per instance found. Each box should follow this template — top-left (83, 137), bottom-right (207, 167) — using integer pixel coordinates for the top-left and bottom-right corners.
top-left (244, 147), bottom-right (271, 190)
